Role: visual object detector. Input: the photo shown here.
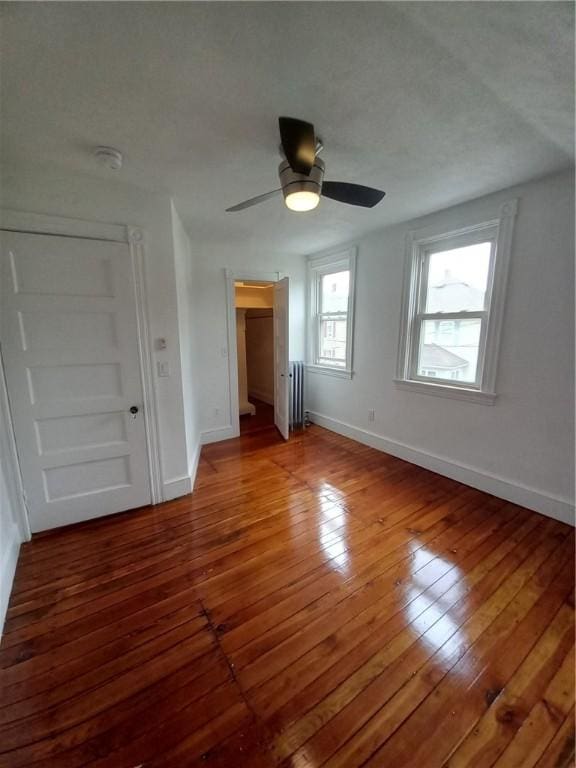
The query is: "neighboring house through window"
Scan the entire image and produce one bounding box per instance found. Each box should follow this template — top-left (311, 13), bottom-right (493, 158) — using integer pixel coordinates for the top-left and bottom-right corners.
top-left (307, 248), bottom-right (356, 378)
top-left (396, 200), bottom-right (517, 403)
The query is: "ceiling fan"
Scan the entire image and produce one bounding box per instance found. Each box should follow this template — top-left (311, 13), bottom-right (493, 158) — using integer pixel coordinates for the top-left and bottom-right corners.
top-left (226, 117), bottom-right (386, 213)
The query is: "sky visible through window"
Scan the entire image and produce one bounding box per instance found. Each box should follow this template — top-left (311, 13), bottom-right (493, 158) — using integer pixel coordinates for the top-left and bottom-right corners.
top-left (428, 243), bottom-right (491, 292)
top-left (321, 271), bottom-right (349, 312)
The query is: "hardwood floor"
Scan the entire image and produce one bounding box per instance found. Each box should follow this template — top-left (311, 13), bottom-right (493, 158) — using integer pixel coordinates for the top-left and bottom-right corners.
top-left (1, 425), bottom-right (574, 767)
top-left (240, 399), bottom-right (275, 435)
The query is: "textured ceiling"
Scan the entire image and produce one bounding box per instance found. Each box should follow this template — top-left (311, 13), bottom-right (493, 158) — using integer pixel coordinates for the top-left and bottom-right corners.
top-left (1, 2), bottom-right (574, 254)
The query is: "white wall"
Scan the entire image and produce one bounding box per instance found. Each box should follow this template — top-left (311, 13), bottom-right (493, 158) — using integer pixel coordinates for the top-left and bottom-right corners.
top-left (1, 166), bottom-right (190, 500)
top-left (193, 243), bottom-right (306, 441)
top-left (306, 170), bottom-right (575, 524)
top-left (0, 357), bottom-right (29, 634)
top-left (171, 201), bottom-right (202, 490)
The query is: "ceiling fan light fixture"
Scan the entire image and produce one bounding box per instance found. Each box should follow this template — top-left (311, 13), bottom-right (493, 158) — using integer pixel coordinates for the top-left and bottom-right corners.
top-left (225, 118), bottom-right (386, 213)
top-left (285, 190), bottom-right (320, 212)
top-left (279, 156), bottom-right (324, 213)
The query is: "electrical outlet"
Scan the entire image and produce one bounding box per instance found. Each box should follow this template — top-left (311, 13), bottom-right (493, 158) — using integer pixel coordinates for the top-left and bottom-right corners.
top-left (368, 409), bottom-right (375, 422)
top-left (214, 407), bottom-right (220, 417)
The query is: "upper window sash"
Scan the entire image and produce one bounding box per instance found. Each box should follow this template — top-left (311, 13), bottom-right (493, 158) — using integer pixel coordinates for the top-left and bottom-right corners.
top-left (421, 224), bottom-right (498, 255)
top-left (312, 257), bottom-right (351, 275)
top-left (416, 236), bottom-right (497, 316)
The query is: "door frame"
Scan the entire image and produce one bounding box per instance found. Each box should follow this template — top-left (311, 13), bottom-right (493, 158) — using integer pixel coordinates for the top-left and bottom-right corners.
top-left (0, 344), bottom-right (31, 541)
top-left (0, 209), bottom-right (163, 508)
top-left (222, 268), bottom-right (284, 441)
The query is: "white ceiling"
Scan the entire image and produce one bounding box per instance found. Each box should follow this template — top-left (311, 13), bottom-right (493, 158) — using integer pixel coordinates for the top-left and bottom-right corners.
top-left (1, 2), bottom-right (574, 255)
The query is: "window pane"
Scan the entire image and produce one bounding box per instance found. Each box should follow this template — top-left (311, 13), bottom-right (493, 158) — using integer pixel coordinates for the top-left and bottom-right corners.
top-left (321, 271), bottom-right (349, 313)
top-left (425, 243), bottom-right (491, 313)
top-left (319, 318), bottom-right (347, 366)
top-left (417, 318), bottom-right (482, 383)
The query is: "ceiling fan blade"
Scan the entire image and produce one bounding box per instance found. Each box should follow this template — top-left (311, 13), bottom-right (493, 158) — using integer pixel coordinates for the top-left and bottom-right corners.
top-left (321, 181), bottom-right (386, 208)
top-left (279, 117), bottom-right (316, 175)
top-left (226, 189), bottom-right (282, 212)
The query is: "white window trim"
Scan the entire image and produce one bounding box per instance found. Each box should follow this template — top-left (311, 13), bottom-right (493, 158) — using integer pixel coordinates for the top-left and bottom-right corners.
top-left (306, 247), bottom-right (357, 379)
top-left (395, 199), bottom-right (518, 404)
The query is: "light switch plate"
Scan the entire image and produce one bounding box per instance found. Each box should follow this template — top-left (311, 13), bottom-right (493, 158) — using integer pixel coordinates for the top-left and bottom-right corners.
top-left (157, 361), bottom-right (170, 377)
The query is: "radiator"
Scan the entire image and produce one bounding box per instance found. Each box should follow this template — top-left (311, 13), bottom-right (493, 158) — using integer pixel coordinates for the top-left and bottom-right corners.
top-left (289, 361), bottom-right (305, 429)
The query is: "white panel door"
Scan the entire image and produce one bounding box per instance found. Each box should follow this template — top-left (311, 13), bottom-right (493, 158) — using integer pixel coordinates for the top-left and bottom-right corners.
top-left (273, 277), bottom-right (290, 441)
top-left (0, 231), bottom-right (151, 532)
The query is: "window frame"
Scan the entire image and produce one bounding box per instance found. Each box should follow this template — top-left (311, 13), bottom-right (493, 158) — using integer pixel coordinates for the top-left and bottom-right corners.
top-left (396, 199), bottom-right (517, 404)
top-left (307, 248), bottom-right (357, 379)
top-left (409, 231), bottom-right (496, 389)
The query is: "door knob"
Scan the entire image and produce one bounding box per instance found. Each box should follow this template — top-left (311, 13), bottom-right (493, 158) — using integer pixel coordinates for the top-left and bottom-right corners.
top-left (129, 406), bottom-right (139, 415)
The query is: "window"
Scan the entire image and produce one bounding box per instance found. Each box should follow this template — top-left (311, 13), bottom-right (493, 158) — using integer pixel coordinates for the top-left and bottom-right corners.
top-left (396, 200), bottom-right (517, 403)
top-left (307, 249), bottom-right (356, 377)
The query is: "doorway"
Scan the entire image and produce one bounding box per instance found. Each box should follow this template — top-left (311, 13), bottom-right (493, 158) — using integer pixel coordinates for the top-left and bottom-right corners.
top-left (225, 270), bottom-right (290, 441)
top-left (235, 282), bottom-right (275, 435)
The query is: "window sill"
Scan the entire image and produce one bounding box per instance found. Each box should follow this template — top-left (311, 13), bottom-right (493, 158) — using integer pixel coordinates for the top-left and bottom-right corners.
top-left (306, 364), bottom-right (353, 380)
top-left (393, 378), bottom-right (497, 405)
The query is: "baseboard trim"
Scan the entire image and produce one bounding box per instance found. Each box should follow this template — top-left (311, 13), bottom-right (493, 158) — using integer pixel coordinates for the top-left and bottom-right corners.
top-left (1, 522), bottom-right (21, 636)
top-left (308, 411), bottom-right (575, 527)
top-left (162, 474), bottom-right (193, 501)
top-left (248, 389), bottom-right (274, 406)
top-left (201, 424), bottom-right (237, 445)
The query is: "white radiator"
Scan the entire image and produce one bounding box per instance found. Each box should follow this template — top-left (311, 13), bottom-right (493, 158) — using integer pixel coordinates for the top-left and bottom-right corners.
top-left (289, 361), bottom-right (305, 429)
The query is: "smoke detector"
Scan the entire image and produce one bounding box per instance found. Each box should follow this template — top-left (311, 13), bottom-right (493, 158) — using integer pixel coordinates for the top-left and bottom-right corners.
top-left (94, 146), bottom-right (123, 170)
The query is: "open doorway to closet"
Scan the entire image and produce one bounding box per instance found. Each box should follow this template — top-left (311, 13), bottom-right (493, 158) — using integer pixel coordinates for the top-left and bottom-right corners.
top-left (225, 270), bottom-right (290, 441)
top-left (235, 281), bottom-right (275, 435)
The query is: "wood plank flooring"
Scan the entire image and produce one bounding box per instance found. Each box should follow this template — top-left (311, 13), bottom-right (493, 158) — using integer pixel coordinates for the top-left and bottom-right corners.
top-left (1, 425), bottom-right (574, 767)
top-left (240, 399), bottom-right (274, 435)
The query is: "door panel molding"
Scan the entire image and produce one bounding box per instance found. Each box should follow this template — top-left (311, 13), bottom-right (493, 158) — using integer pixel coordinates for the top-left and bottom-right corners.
top-left (0, 209), bottom-right (126, 243)
top-left (0, 210), bottom-right (163, 515)
top-left (0, 346), bottom-right (31, 541)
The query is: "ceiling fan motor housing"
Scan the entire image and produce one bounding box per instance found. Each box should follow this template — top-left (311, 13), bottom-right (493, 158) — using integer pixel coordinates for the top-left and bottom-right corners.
top-left (278, 156), bottom-right (325, 201)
